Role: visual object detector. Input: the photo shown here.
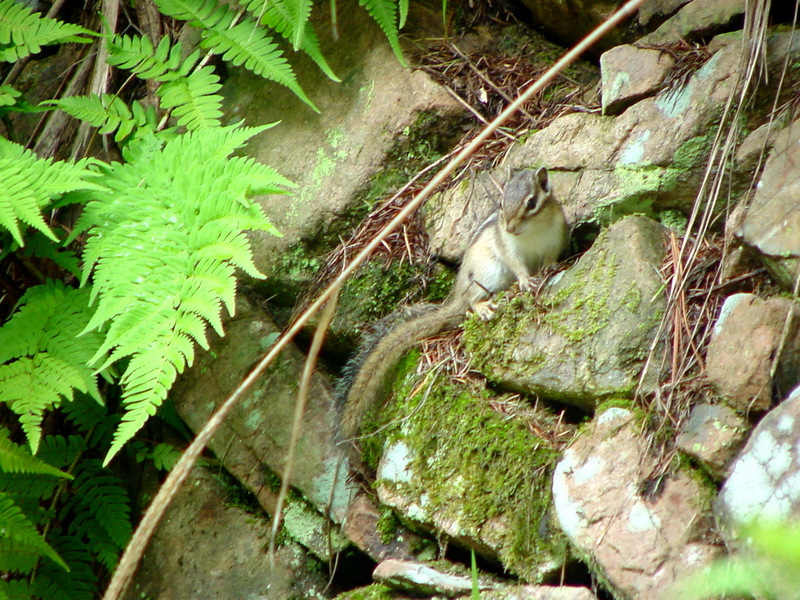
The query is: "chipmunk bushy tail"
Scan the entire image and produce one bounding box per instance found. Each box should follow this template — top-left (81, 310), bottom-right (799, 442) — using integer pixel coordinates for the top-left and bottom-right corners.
top-left (339, 296), bottom-right (469, 441)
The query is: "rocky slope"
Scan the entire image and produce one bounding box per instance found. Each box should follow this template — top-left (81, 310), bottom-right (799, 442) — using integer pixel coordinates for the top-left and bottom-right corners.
top-left (134, 1), bottom-right (800, 599)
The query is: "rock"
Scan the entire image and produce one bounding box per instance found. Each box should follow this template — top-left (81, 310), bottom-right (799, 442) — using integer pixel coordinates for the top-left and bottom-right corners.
top-left (517, 0), bottom-right (622, 53)
top-left (705, 293), bottom-right (800, 412)
top-left (466, 216), bottom-right (666, 410)
top-left (172, 297), bottom-right (356, 556)
top-left (220, 4), bottom-right (461, 304)
top-left (495, 30), bottom-right (800, 229)
top-left (127, 466), bottom-right (327, 600)
top-left (675, 403), bottom-right (750, 479)
top-left (739, 117), bottom-right (800, 289)
top-left (600, 45), bottom-right (675, 115)
top-left (482, 586), bottom-right (599, 600)
top-left (343, 493), bottom-right (431, 563)
top-left (552, 408), bottom-right (721, 600)
top-left (639, 0), bottom-right (745, 45)
top-left (716, 385), bottom-right (800, 540)
top-left (638, 0), bottom-right (692, 27)
top-left (372, 372), bottom-right (564, 582)
top-left (373, 559), bottom-right (496, 597)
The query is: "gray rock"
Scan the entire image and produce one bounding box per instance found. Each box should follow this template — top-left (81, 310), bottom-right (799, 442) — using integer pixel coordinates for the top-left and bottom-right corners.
top-left (373, 559), bottom-right (496, 597)
top-left (552, 408), bottom-right (721, 600)
top-left (716, 385), bottom-right (800, 539)
top-left (172, 297), bottom-right (355, 557)
top-left (705, 293), bottom-right (800, 413)
top-left (517, 0), bottom-right (623, 52)
top-left (372, 376), bottom-right (564, 582)
top-left (739, 117), bottom-right (800, 289)
top-left (466, 216), bottom-right (666, 410)
top-left (220, 5), bottom-right (460, 301)
top-left (127, 466), bottom-right (327, 600)
top-left (639, 0), bottom-right (745, 45)
top-left (343, 494), bottom-right (431, 563)
top-left (675, 403), bottom-right (751, 479)
top-left (494, 30), bottom-right (800, 228)
top-left (482, 586), bottom-right (599, 600)
top-left (638, 0), bottom-right (692, 26)
top-left (600, 45), bottom-right (675, 115)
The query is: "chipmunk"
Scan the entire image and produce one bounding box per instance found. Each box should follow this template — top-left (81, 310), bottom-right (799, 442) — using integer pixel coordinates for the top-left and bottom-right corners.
top-left (338, 167), bottom-right (568, 445)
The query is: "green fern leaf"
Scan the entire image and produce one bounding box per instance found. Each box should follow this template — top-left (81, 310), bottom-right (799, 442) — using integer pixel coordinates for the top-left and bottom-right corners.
top-left (246, 0), bottom-right (339, 82)
top-left (154, 0), bottom-right (318, 111)
top-left (62, 460), bottom-right (131, 569)
top-left (0, 282), bottom-right (105, 453)
top-left (0, 429), bottom-right (70, 479)
top-left (20, 231), bottom-right (81, 278)
top-left (358, 0), bottom-right (406, 66)
top-left (0, 139), bottom-right (101, 245)
top-left (48, 93), bottom-right (151, 142)
top-left (0, 0), bottom-right (92, 62)
top-left (71, 124), bottom-right (291, 463)
top-left (157, 65), bottom-right (223, 130)
top-left (0, 492), bottom-right (68, 573)
top-left (0, 84), bottom-right (19, 106)
top-left (398, 0), bottom-right (408, 28)
top-left (0, 579), bottom-right (31, 600)
top-left (31, 536), bottom-right (96, 600)
top-left (107, 34), bottom-right (194, 82)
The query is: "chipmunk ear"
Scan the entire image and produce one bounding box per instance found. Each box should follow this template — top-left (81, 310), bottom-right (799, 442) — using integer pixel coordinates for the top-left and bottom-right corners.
top-left (534, 166), bottom-right (551, 193)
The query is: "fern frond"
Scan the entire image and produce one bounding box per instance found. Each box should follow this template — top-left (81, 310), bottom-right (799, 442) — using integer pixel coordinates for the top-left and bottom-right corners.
top-left (48, 94), bottom-right (154, 142)
top-left (31, 536), bottom-right (96, 600)
top-left (0, 0), bottom-right (92, 62)
top-left (72, 124), bottom-right (291, 463)
top-left (107, 34), bottom-right (197, 82)
top-left (0, 139), bottom-right (101, 245)
top-left (157, 65), bottom-right (222, 129)
top-left (62, 460), bottom-right (131, 569)
top-left (398, 0), bottom-right (408, 28)
top-left (358, 0), bottom-right (406, 66)
top-left (245, 0), bottom-right (339, 81)
top-left (0, 435), bottom-right (83, 519)
top-left (154, 0), bottom-right (318, 111)
top-left (0, 84), bottom-right (19, 106)
top-left (0, 579), bottom-right (31, 600)
top-left (0, 282), bottom-right (104, 453)
top-left (0, 492), bottom-right (67, 573)
top-left (0, 429), bottom-right (69, 479)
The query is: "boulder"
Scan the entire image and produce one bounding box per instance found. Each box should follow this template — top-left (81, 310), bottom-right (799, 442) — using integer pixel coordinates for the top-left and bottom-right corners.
top-left (705, 293), bottom-right (800, 412)
top-left (600, 45), bottom-right (675, 115)
top-left (372, 559), bottom-right (497, 597)
top-left (343, 493), bottom-right (432, 563)
top-left (220, 4), bottom-right (461, 305)
top-left (675, 403), bottom-right (750, 479)
top-left (552, 408), bottom-right (721, 600)
top-left (372, 370), bottom-right (565, 582)
top-left (465, 216), bottom-right (666, 410)
top-left (716, 385), bottom-right (800, 540)
top-left (127, 466), bottom-right (327, 600)
top-left (739, 117), bottom-right (800, 289)
top-left (172, 297), bottom-right (356, 556)
top-left (639, 0), bottom-right (745, 45)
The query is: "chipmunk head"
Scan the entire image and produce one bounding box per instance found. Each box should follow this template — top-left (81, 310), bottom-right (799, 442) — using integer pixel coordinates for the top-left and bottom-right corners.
top-left (501, 167), bottom-right (553, 234)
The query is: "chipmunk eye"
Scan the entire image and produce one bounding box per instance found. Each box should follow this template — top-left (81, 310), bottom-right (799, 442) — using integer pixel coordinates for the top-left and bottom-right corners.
top-left (525, 195), bottom-right (539, 212)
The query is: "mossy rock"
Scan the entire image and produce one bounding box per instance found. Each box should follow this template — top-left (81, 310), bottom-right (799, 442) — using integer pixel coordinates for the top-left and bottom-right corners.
top-left (465, 215), bottom-right (667, 410)
top-left (370, 365), bottom-right (568, 582)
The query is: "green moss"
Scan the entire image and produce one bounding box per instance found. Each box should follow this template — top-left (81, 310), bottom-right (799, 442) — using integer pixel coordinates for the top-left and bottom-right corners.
top-left (465, 237), bottom-right (622, 376)
top-left (672, 452), bottom-right (718, 511)
top-left (376, 507), bottom-right (403, 545)
top-left (333, 584), bottom-right (395, 600)
top-left (370, 366), bottom-right (565, 580)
